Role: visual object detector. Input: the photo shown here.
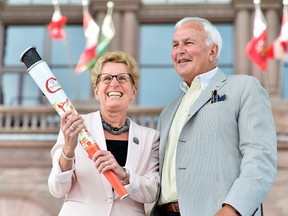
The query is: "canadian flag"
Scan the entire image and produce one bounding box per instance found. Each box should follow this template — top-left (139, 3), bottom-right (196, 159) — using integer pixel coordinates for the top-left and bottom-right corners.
top-left (48, 2), bottom-right (67, 40)
top-left (246, 0), bottom-right (268, 71)
top-left (267, 1), bottom-right (288, 60)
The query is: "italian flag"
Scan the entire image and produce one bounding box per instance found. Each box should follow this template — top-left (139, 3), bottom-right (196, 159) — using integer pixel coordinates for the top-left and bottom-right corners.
top-left (75, 2), bottom-right (100, 73)
top-left (97, 1), bottom-right (116, 57)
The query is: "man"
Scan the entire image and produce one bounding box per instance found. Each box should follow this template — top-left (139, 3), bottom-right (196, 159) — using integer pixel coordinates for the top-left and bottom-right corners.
top-left (150, 17), bottom-right (277, 216)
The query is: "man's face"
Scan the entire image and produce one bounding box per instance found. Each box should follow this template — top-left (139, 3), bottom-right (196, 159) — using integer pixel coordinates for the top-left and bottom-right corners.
top-left (171, 22), bottom-right (217, 85)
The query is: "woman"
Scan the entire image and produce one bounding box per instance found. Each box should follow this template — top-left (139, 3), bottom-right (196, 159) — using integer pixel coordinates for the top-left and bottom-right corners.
top-left (48, 51), bottom-right (160, 216)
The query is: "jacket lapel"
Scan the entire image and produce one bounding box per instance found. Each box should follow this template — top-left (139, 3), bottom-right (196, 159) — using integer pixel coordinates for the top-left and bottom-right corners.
top-left (90, 111), bottom-right (107, 150)
top-left (86, 114), bottom-right (142, 199)
top-left (125, 120), bottom-right (141, 171)
top-left (84, 111), bottom-right (113, 197)
top-left (183, 70), bottom-right (227, 125)
top-left (159, 95), bottom-right (184, 167)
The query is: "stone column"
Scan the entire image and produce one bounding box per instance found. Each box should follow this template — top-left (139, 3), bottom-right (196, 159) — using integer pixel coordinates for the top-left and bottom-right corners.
top-left (266, 9), bottom-right (281, 97)
top-left (235, 9), bottom-right (251, 75)
top-left (110, 11), bottom-right (122, 51)
top-left (0, 21), bottom-right (4, 104)
top-left (122, 11), bottom-right (139, 60)
top-left (96, 11), bottom-right (105, 31)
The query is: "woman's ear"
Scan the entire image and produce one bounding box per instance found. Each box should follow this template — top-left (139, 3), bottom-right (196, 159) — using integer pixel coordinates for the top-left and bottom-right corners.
top-left (93, 84), bottom-right (99, 100)
top-left (131, 86), bottom-right (137, 101)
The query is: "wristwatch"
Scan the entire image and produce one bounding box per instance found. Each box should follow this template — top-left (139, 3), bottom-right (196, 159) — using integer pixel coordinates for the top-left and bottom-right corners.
top-left (120, 167), bottom-right (130, 184)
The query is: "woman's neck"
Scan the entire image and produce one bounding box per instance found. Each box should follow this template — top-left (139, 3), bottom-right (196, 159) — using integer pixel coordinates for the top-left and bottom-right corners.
top-left (100, 110), bottom-right (127, 128)
top-left (104, 130), bottom-right (129, 140)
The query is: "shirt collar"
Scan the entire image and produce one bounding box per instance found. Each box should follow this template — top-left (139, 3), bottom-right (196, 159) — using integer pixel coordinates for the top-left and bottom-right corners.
top-left (180, 67), bottom-right (218, 93)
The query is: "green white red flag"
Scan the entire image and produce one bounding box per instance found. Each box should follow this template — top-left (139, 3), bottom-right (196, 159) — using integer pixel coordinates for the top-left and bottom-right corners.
top-left (75, 1), bottom-right (100, 73)
top-left (246, 0), bottom-right (268, 71)
top-left (97, 1), bottom-right (116, 57)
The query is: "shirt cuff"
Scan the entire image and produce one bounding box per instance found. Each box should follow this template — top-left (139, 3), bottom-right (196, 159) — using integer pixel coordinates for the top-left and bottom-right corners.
top-left (51, 148), bottom-right (76, 183)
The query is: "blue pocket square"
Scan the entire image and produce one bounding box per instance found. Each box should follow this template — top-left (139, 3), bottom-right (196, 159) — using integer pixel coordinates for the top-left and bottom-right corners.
top-left (211, 89), bottom-right (226, 104)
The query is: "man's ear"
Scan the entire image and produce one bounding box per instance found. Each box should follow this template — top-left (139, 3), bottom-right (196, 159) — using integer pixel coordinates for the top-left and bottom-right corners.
top-left (209, 44), bottom-right (218, 61)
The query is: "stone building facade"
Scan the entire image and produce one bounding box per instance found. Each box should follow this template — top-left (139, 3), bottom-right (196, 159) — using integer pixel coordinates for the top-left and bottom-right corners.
top-left (0, 0), bottom-right (287, 215)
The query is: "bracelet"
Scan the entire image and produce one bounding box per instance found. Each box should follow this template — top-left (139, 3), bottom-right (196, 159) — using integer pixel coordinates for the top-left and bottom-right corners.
top-left (120, 167), bottom-right (130, 183)
top-left (61, 149), bottom-right (75, 161)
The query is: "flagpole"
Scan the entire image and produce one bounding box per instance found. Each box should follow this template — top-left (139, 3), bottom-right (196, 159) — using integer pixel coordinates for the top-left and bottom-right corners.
top-left (82, 0), bottom-right (89, 13)
top-left (262, 68), bottom-right (270, 93)
top-left (258, 0), bottom-right (269, 93)
top-left (107, 1), bottom-right (114, 16)
top-left (51, 0), bottom-right (80, 99)
top-left (278, 61), bottom-right (284, 97)
top-left (254, 0), bottom-right (260, 9)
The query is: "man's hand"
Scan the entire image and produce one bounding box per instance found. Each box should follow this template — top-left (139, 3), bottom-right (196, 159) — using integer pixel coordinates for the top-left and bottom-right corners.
top-left (214, 204), bottom-right (240, 216)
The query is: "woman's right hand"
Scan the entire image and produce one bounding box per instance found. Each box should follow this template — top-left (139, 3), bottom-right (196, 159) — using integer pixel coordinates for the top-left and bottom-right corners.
top-left (60, 111), bottom-right (85, 159)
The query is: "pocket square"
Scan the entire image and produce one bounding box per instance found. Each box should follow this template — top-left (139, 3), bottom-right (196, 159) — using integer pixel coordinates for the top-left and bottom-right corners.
top-left (211, 89), bottom-right (226, 104)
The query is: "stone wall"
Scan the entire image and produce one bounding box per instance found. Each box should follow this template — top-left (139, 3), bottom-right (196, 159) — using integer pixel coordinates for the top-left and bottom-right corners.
top-left (0, 141), bottom-right (63, 216)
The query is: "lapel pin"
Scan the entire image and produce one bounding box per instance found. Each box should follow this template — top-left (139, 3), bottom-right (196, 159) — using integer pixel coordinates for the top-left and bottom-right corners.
top-left (211, 89), bottom-right (218, 104)
top-left (211, 89), bottom-right (226, 103)
top-left (133, 137), bottom-right (139, 145)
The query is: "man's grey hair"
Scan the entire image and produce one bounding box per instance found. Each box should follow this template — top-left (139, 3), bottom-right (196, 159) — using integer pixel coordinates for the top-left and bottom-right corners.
top-left (175, 17), bottom-right (223, 59)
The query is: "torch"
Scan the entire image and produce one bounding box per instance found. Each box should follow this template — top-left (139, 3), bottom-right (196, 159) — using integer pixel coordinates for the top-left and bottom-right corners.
top-left (20, 46), bottom-right (129, 200)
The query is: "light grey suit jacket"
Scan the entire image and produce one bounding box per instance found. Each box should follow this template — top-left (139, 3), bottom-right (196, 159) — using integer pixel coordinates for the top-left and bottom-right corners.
top-left (151, 70), bottom-right (277, 216)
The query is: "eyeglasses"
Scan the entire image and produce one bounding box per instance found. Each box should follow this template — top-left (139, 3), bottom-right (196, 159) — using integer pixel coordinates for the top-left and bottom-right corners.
top-left (97, 73), bottom-right (133, 84)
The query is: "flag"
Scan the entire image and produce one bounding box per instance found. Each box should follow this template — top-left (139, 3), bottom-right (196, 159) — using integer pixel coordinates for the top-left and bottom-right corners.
top-left (267, 1), bottom-right (288, 60)
top-left (246, 1), bottom-right (268, 71)
top-left (48, 2), bottom-right (67, 40)
top-left (97, 1), bottom-right (116, 57)
top-left (75, 2), bottom-right (100, 73)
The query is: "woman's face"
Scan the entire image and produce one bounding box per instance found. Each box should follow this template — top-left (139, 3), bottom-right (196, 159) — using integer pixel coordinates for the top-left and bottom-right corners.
top-left (93, 62), bottom-right (137, 112)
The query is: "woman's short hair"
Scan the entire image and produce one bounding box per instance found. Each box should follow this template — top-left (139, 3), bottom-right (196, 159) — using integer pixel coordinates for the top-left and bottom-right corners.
top-left (91, 50), bottom-right (140, 87)
top-left (175, 17), bottom-right (223, 59)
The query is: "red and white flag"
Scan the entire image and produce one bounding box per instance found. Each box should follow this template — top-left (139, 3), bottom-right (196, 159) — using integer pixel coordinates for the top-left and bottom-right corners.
top-left (48, 1), bottom-right (67, 40)
top-left (246, 0), bottom-right (268, 71)
top-left (75, 1), bottom-right (100, 73)
top-left (267, 0), bottom-right (288, 60)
